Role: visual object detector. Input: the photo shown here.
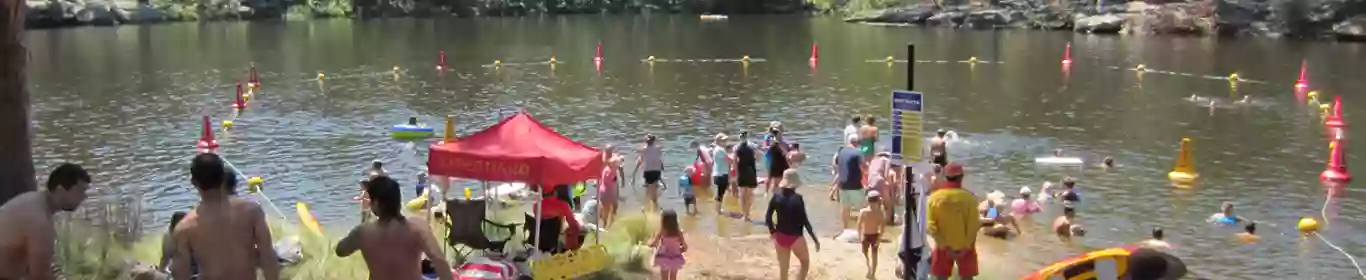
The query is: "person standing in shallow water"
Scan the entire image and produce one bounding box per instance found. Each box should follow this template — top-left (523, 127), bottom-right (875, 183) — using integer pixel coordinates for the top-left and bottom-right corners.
top-left (172, 154), bottom-right (281, 280)
top-left (765, 123), bottom-right (790, 195)
top-left (831, 134), bottom-right (866, 229)
top-left (0, 163), bottom-right (91, 280)
top-left (635, 134), bottom-right (665, 211)
top-left (710, 134), bottom-right (734, 214)
top-left (930, 129), bottom-right (949, 167)
top-left (337, 175), bottom-right (454, 280)
top-left (858, 116), bottom-right (879, 161)
top-left (734, 131), bottom-right (761, 221)
top-left (766, 169), bottom-right (820, 280)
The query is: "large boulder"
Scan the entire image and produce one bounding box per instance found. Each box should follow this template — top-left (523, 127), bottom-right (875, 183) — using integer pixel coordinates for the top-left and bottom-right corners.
top-left (1332, 15), bottom-right (1366, 41)
top-left (119, 5), bottom-right (168, 23)
top-left (962, 9), bottom-right (1017, 28)
top-left (845, 5), bottom-right (940, 24)
top-left (1133, 2), bottom-right (1215, 35)
top-left (1073, 13), bottom-right (1125, 33)
top-left (76, 1), bottom-right (119, 25)
top-left (927, 10), bottom-right (968, 26)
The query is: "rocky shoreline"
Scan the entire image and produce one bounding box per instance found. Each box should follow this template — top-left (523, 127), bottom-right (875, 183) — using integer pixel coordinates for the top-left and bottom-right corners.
top-left (843, 0), bottom-right (1366, 41)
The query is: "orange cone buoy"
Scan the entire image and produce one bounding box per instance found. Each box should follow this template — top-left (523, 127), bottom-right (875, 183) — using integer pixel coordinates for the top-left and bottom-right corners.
top-left (196, 115), bottom-right (219, 153)
top-left (232, 82), bottom-right (245, 110)
top-left (1322, 139), bottom-right (1351, 182)
top-left (1325, 96), bottom-right (1346, 128)
top-left (1062, 42), bottom-right (1072, 65)
top-left (1295, 59), bottom-right (1309, 90)
top-left (437, 51), bottom-right (447, 71)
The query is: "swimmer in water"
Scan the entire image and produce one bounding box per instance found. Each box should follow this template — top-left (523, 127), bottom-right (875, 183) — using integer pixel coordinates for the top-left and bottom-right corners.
top-left (1053, 206), bottom-right (1085, 238)
top-left (1236, 222), bottom-right (1259, 244)
top-left (930, 129), bottom-right (949, 166)
top-left (1207, 202), bottom-right (1249, 225)
top-left (979, 191), bottom-right (1021, 239)
top-left (1053, 149), bottom-right (1064, 157)
top-left (408, 117), bottom-right (418, 126)
top-left (1040, 177), bottom-right (1081, 203)
top-left (1141, 227), bottom-right (1172, 249)
top-left (1101, 157), bottom-right (1115, 169)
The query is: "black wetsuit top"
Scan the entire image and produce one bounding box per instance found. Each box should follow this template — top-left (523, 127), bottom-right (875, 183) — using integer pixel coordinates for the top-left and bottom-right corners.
top-left (765, 188), bottom-right (816, 238)
top-left (735, 142), bottom-right (758, 179)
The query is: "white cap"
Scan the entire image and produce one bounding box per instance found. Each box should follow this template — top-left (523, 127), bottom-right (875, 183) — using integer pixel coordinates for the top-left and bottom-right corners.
top-left (847, 134), bottom-right (860, 145)
top-left (867, 190), bottom-right (881, 198)
top-left (1019, 186), bottom-right (1033, 195)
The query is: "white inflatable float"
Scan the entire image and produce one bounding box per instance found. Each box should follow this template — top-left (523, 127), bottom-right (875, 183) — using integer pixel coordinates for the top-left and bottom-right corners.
top-left (1034, 156), bottom-right (1084, 165)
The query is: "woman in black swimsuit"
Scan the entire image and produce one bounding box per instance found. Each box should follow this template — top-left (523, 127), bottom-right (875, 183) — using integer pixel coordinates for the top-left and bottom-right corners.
top-left (765, 127), bottom-right (790, 195)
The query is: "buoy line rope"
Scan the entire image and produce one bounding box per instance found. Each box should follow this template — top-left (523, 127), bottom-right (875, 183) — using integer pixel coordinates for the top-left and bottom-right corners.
top-left (1318, 192), bottom-right (1366, 280)
top-left (221, 157), bottom-right (290, 219)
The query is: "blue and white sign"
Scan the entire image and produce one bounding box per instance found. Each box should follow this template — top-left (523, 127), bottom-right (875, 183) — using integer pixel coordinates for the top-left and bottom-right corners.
top-left (890, 90), bottom-right (924, 165)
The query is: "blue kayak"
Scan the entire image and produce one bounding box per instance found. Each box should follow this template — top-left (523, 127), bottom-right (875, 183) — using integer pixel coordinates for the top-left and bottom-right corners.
top-left (391, 124), bottom-right (435, 138)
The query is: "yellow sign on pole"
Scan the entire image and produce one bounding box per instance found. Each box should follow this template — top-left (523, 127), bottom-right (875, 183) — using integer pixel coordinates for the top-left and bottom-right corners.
top-left (891, 90), bottom-right (924, 164)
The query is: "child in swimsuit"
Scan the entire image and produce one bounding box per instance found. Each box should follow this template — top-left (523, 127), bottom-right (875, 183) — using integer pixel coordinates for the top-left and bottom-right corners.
top-left (679, 168), bottom-right (697, 214)
top-left (857, 191), bottom-right (886, 278)
top-left (651, 210), bottom-right (688, 280)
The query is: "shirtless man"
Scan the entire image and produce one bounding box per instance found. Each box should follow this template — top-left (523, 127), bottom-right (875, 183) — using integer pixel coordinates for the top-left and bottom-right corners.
top-left (171, 153), bottom-right (281, 280)
top-left (857, 115), bottom-right (879, 162)
top-left (337, 175), bottom-right (454, 280)
top-left (1052, 206), bottom-right (1085, 238)
top-left (787, 143), bottom-right (806, 167)
top-left (0, 163), bottom-right (91, 280)
top-left (930, 129), bottom-right (949, 167)
top-left (1141, 227), bottom-right (1172, 249)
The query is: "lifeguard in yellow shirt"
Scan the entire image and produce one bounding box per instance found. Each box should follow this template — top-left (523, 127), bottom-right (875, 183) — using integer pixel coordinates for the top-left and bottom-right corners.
top-left (926, 163), bottom-right (981, 280)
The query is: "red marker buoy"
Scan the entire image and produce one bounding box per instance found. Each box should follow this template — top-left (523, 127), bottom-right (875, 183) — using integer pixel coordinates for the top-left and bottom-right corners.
top-left (1322, 139), bottom-right (1351, 182)
top-left (1325, 96), bottom-right (1346, 128)
top-left (1295, 59), bottom-right (1309, 90)
top-left (196, 115), bottom-right (219, 153)
top-left (233, 82), bottom-right (245, 110)
top-left (1062, 42), bottom-right (1072, 65)
top-left (437, 51), bottom-right (447, 71)
top-left (594, 43), bottom-right (603, 63)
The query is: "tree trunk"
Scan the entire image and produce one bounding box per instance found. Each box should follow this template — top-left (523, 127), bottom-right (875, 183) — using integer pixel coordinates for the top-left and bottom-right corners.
top-left (0, 0), bottom-right (36, 206)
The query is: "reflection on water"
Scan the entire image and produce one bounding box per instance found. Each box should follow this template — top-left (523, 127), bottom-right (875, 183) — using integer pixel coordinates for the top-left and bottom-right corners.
top-left (24, 16), bottom-right (1366, 278)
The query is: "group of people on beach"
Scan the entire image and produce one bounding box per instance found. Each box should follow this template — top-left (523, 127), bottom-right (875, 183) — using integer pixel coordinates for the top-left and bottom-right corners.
top-left (0, 154), bottom-right (462, 280)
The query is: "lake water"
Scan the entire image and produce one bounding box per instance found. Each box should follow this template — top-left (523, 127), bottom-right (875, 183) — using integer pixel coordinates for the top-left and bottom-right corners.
top-left (25, 15), bottom-right (1366, 279)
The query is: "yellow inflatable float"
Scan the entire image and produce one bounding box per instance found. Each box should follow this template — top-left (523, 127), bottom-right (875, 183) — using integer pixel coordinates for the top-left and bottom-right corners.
top-left (1168, 138), bottom-right (1198, 184)
top-left (295, 202), bottom-right (323, 236)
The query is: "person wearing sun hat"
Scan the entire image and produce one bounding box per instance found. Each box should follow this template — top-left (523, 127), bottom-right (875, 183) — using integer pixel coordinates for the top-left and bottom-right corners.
top-left (926, 163), bottom-right (981, 280)
top-left (1011, 186), bottom-right (1043, 218)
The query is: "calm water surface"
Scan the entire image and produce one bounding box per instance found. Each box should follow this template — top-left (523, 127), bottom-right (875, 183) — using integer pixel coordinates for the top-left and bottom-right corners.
top-left (25, 16), bottom-right (1366, 279)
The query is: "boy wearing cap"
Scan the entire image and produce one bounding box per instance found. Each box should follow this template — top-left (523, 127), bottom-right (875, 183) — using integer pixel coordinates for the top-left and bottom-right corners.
top-left (926, 163), bottom-right (980, 280)
top-left (856, 191), bottom-right (886, 278)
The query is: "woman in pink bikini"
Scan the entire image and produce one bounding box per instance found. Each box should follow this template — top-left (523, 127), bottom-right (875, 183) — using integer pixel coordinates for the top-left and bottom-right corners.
top-left (598, 145), bottom-right (623, 229)
top-left (764, 169), bottom-right (820, 280)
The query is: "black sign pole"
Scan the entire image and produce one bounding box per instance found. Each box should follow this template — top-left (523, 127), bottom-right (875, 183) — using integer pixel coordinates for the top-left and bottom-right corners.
top-left (901, 43), bottom-right (919, 280)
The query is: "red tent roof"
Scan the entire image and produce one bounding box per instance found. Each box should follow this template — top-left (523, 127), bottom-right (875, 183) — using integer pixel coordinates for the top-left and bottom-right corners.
top-left (428, 111), bottom-right (603, 187)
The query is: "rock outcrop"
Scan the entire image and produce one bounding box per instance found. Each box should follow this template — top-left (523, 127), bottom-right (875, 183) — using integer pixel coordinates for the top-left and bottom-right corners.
top-left (845, 0), bottom-right (1366, 41)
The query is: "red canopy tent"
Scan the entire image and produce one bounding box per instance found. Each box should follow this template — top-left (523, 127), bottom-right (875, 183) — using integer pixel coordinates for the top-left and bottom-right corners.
top-left (427, 111), bottom-right (603, 187)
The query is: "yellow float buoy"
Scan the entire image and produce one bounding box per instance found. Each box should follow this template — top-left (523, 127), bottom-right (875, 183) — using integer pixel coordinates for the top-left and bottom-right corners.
top-left (1168, 138), bottom-right (1198, 183)
top-left (885, 56), bottom-right (895, 63)
top-left (647, 56), bottom-right (656, 62)
top-left (493, 60), bottom-right (502, 66)
top-left (1320, 104), bottom-right (1332, 111)
top-left (1308, 91), bottom-right (1319, 99)
top-left (221, 120), bottom-right (234, 128)
top-left (316, 72), bottom-right (325, 80)
top-left (247, 176), bottom-right (264, 193)
top-left (1298, 217), bottom-right (1320, 234)
top-left (1228, 73), bottom-right (1240, 81)
top-left (548, 56), bottom-right (558, 64)
top-left (406, 188), bottom-right (429, 210)
top-left (742, 55), bottom-right (751, 63)
top-left (968, 56), bottom-right (978, 63)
